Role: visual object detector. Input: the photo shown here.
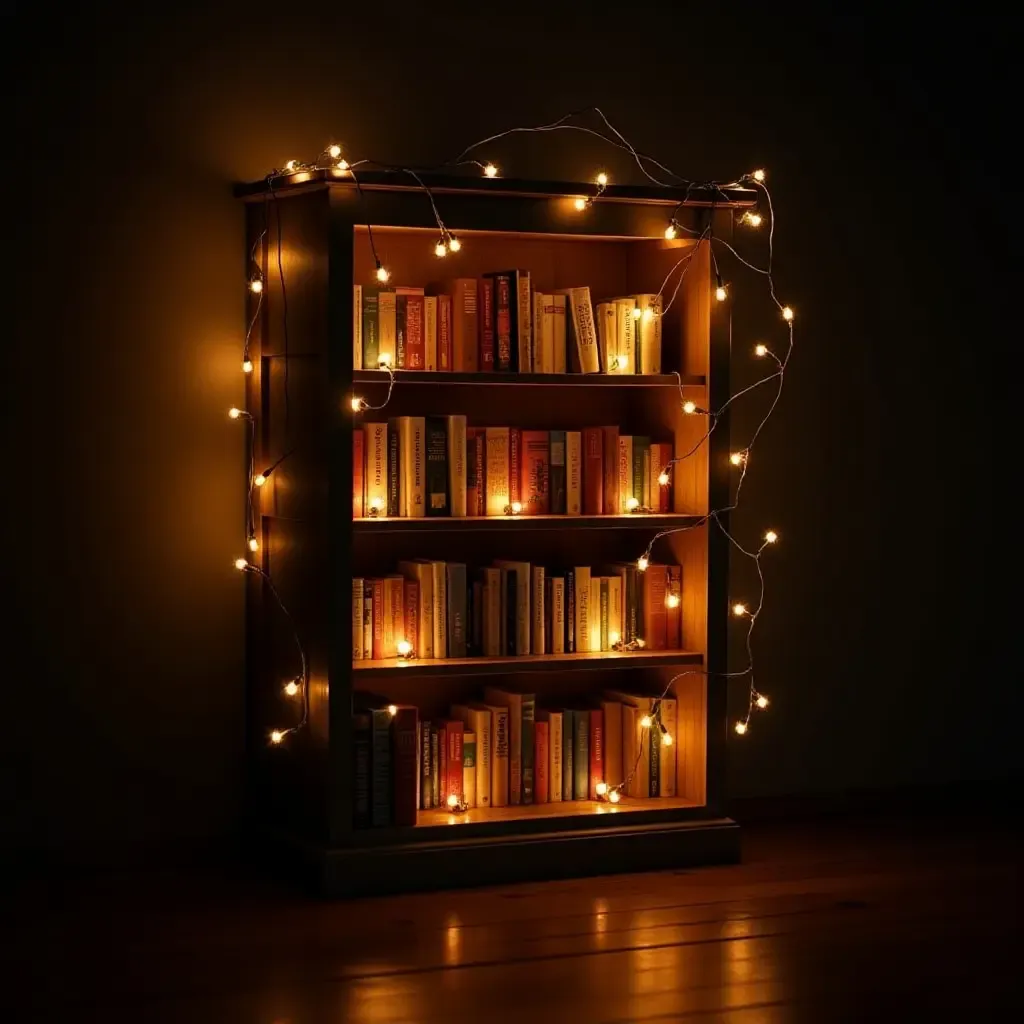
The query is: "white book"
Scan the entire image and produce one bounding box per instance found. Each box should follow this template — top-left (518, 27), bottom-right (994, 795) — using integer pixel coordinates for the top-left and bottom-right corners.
top-left (484, 686), bottom-right (524, 805)
top-left (556, 287), bottom-right (599, 373)
top-left (635, 293), bottom-right (663, 374)
top-left (532, 292), bottom-right (546, 372)
top-left (596, 302), bottom-right (617, 373)
top-left (551, 577), bottom-right (565, 654)
top-left (566, 431), bottom-right (582, 516)
top-left (539, 709), bottom-right (563, 802)
top-left (574, 566), bottom-right (592, 654)
top-left (397, 560), bottom-right (433, 658)
top-left (430, 560), bottom-right (447, 659)
top-left (608, 576), bottom-right (622, 647)
top-left (481, 566), bottom-right (502, 656)
top-left (476, 703), bottom-right (509, 806)
top-left (531, 565), bottom-right (545, 655)
top-left (551, 294), bottom-right (567, 374)
top-left (363, 422), bottom-right (388, 513)
top-left (353, 285), bottom-right (363, 369)
top-left (540, 295), bottom-right (556, 373)
top-left (446, 414), bottom-right (467, 517)
top-left (485, 427), bottom-right (510, 516)
top-left (494, 560), bottom-right (530, 656)
top-left (398, 417), bottom-right (426, 517)
top-left (424, 295), bottom-right (438, 371)
top-left (452, 705), bottom-right (492, 808)
top-left (659, 697), bottom-right (677, 797)
top-left (614, 298), bottom-right (636, 374)
top-left (378, 290), bottom-right (397, 367)
top-left (351, 578), bottom-right (364, 659)
top-left (517, 271), bottom-right (532, 374)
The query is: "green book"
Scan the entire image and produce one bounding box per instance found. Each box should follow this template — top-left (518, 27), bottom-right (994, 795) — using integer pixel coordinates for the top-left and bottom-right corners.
top-left (632, 437), bottom-right (649, 505)
top-left (521, 695), bottom-right (536, 804)
top-left (574, 709), bottom-right (590, 800)
top-left (561, 710), bottom-right (574, 802)
top-left (362, 286), bottom-right (380, 368)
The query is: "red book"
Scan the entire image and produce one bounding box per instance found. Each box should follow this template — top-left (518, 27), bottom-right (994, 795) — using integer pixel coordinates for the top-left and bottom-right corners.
top-left (657, 443), bottom-right (673, 512)
top-left (371, 579), bottom-right (385, 659)
top-left (521, 430), bottom-right (550, 514)
top-left (392, 706), bottom-right (419, 826)
top-left (404, 580), bottom-right (419, 653)
top-left (535, 719), bottom-right (549, 803)
top-left (509, 428), bottom-right (522, 507)
top-left (353, 431), bottom-right (364, 518)
top-left (583, 427), bottom-right (604, 514)
top-left (642, 565), bottom-right (669, 650)
top-left (666, 565), bottom-right (681, 649)
top-left (438, 294), bottom-right (452, 371)
top-left (387, 576), bottom-right (404, 658)
top-left (478, 277), bottom-right (495, 371)
top-left (448, 279), bottom-right (478, 372)
top-left (444, 719), bottom-right (464, 803)
top-left (602, 426), bottom-right (619, 516)
top-left (405, 294), bottom-right (424, 369)
top-left (494, 274), bottom-right (513, 371)
top-left (589, 708), bottom-right (604, 799)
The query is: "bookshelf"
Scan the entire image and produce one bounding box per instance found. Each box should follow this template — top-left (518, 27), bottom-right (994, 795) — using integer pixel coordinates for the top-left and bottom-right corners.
top-left (236, 171), bottom-right (750, 895)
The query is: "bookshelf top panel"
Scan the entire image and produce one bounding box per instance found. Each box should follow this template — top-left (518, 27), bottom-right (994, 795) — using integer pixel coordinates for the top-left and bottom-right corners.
top-left (235, 170), bottom-right (759, 208)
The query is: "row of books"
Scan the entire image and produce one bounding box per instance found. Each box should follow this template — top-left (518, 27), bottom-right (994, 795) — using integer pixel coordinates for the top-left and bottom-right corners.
top-left (352, 279), bottom-right (663, 375)
top-left (353, 418), bottom-right (674, 518)
top-left (352, 559), bottom-right (682, 661)
top-left (354, 685), bottom-right (680, 827)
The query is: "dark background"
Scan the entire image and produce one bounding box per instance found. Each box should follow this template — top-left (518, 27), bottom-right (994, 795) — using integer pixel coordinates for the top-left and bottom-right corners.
top-left (7, 4), bottom-right (1013, 863)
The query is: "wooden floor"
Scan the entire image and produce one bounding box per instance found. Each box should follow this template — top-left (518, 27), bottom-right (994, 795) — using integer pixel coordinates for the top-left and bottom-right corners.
top-left (10, 815), bottom-right (1018, 1022)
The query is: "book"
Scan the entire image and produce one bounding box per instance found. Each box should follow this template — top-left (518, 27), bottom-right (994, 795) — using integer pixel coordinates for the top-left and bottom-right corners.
top-left (494, 560), bottom-right (530, 654)
top-left (420, 718), bottom-right (433, 809)
top-left (398, 416), bottom-right (426, 518)
top-left (521, 694), bottom-right (536, 804)
top-left (601, 699), bottom-right (623, 792)
top-left (649, 716), bottom-right (661, 798)
top-left (574, 566), bottom-right (592, 655)
top-left (353, 431), bottom-right (364, 518)
top-left (484, 427), bottom-right (510, 515)
top-left (605, 690), bottom-right (656, 798)
top-left (596, 301), bottom-right (617, 373)
top-left (430, 725), bottom-right (440, 807)
top-left (491, 273), bottom-right (514, 372)
top-left (385, 575), bottom-right (404, 658)
top-left (566, 431), bottom-right (582, 515)
top-left (549, 430), bottom-right (566, 514)
top-left (656, 442), bottom-right (673, 512)
top-left (538, 709), bottom-right (563, 801)
top-left (480, 566), bottom-right (501, 656)
top-left (642, 563), bottom-right (669, 650)
top-left (516, 271), bottom-right (532, 373)
top-left (452, 704), bottom-right (492, 808)
top-left (405, 293), bottom-right (424, 369)
top-left (353, 284), bottom-right (363, 369)
top-left (469, 579), bottom-right (483, 656)
top-left (632, 436), bottom-right (649, 507)
top-left (386, 417), bottom-right (401, 517)
top-left (462, 731), bottom-right (477, 808)
top-left (378, 290), bottom-right (397, 368)
top-left (601, 426), bottom-right (619, 516)
top-left (478, 277), bottom-right (495, 371)
top-left (519, 429), bottom-right (550, 514)
top-left (551, 293), bottom-right (567, 373)
top-left (557, 286), bottom-right (599, 373)
top-left (395, 293), bottom-right (407, 368)
top-left (634, 293), bottom-right (662, 373)
top-left (535, 719), bottom-right (549, 803)
top-left (565, 568), bottom-right (576, 653)
top-left (561, 710), bottom-right (574, 803)
top-left (533, 291), bottom-right (547, 372)
top-left (443, 719), bottom-right (464, 804)
top-left (484, 686), bottom-right (524, 805)
top-left (476, 702), bottom-right (509, 806)
top-left (573, 710), bottom-right (590, 800)
top-left (352, 578), bottom-right (364, 659)
top-left (509, 427), bottom-right (521, 508)
top-left (370, 707), bottom-right (392, 826)
top-left (364, 423), bottom-right (387, 514)
top-left (608, 576), bottom-right (622, 648)
top-left (531, 565), bottom-right (545, 656)
top-left (392, 706), bottom-right (419, 826)
top-left (424, 295), bottom-right (438, 371)
top-left (659, 696), bottom-right (677, 797)
top-left (643, 446), bottom-right (651, 507)
top-left (649, 442), bottom-right (665, 513)
top-left (425, 416), bottom-right (449, 517)
top-left (590, 577), bottom-right (603, 653)
top-left (362, 581), bottom-right (373, 663)
top-left (397, 560), bottom-right (433, 659)
top-left (446, 415), bottom-right (467, 518)
top-left (466, 428), bottom-right (484, 517)
top-left (352, 712), bottom-right (371, 827)
top-left (362, 286), bottom-right (379, 368)
top-left (370, 578), bottom-right (385, 659)
top-left (614, 297), bottom-right (636, 373)
top-left (429, 560), bottom-right (447, 658)
top-left (448, 279), bottom-right (478, 372)
top-left (599, 577), bottom-right (610, 652)
top-left (446, 562), bottom-right (467, 658)
top-left (589, 707), bottom-right (604, 799)
top-left (618, 435), bottom-right (634, 514)
top-left (438, 293), bottom-right (452, 371)
top-left (415, 722), bottom-right (421, 811)
top-left (550, 576), bottom-right (565, 654)
top-left (667, 564), bottom-right (682, 649)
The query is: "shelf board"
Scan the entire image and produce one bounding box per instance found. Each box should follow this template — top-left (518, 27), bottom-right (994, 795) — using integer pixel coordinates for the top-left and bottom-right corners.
top-left (353, 649), bottom-right (702, 679)
top-left (417, 795), bottom-right (701, 828)
top-left (352, 370), bottom-right (705, 388)
top-left (354, 513), bottom-right (703, 533)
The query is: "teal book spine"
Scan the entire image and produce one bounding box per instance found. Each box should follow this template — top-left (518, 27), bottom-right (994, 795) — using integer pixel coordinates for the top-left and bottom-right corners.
top-left (574, 710), bottom-right (590, 800)
top-left (561, 710), bottom-right (574, 802)
top-left (521, 695), bottom-right (536, 804)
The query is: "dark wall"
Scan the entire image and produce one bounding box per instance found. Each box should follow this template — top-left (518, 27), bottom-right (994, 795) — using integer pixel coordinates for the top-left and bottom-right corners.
top-left (9, 4), bottom-right (1012, 858)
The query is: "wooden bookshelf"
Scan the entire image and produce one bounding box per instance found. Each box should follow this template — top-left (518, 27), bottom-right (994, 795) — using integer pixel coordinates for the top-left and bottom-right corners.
top-left (237, 171), bottom-right (744, 895)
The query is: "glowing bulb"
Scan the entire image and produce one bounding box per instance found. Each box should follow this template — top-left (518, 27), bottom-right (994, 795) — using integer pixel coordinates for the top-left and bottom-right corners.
top-left (609, 355), bottom-right (624, 371)
top-left (625, 496), bottom-right (640, 511)
top-left (234, 558), bottom-right (248, 571)
top-left (336, 159), bottom-right (349, 171)
top-left (270, 729), bottom-right (284, 744)
top-left (635, 638), bottom-right (646, 649)
top-left (284, 680), bottom-right (300, 697)
top-left (657, 472), bottom-right (670, 486)
top-left (666, 593), bottom-right (680, 609)
top-left (350, 396), bottom-right (363, 412)
top-left (284, 160), bottom-right (297, 172)
top-left (510, 501), bottom-right (522, 515)
top-left (764, 530), bottom-right (778, 544)
top-left (730, 452), bottom-right (745, 466)
top-left (254, 473), bottom-right (267, 487)
top-left (573, 197), bottom-right (587, 211)
top-left (377, 352), bottom-right (392, 368)
top-left (595, 781), bottom-right (608, 796)
top-left (732, 603), bottom-right (748, 616)
top-left (376, 265), bottom-right (389, 283)
top-left (369, 496), bottom-right (384, 512)
top-left (745, 212), bottom-right (763, 228)
top-left (715, 285), bottom-right (727, 302)
top-left (640, 715), bottom-right (653, 729)
top-left (248, 536), bottom-right (259, 552)
top-left (782, 306), bottom-right (794, 321)
top-left (397, 639), bottom-right (413, 658)
top-left (435, 241), bottom-right (448, 258)
top-left (662, 732), bottom-right (673, 746)
top-left (754, 343), bottom-right (768, 357)
top-left (752, 168), bottom-right (766, 182)
top-left (242, 359), bottom-right (253, 374)
top-left (682, 400), bottom-right (697, 415)
top-left (387, 704), bottom-right (398, 717)
top-left (734, 721), bottom-right (748, 735)
top-left (608, 789), bottom-right (621, 803)
top-left (637, 556), bottom-right (649, 572)
top-left (448, 237), bottom-right (461, 252)
top-left (664, 224), bottom-right (677, 240)
top-left (596, 172), bottom-right (608, 186)
top-left (447, 793), bottom-right (459, 808)
top-left (483, 163), bottom-right (498, 177)
top-left (608, 630), bottom-right (620, 645)
top-left (631, 306), bottom-right (642, 320)
top-left (328, 144), bottom-right (342, 159)
top-left (756, 695), bottom-right (769, 709)
top-left (641, 307), bottom-right (654, 322)
top-left (228, 407), bottom-right (241, 419)
top-left (249, 278), bottom-right (263, 294)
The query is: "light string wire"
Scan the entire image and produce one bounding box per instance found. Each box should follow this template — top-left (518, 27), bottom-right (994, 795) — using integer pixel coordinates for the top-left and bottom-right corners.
top-left (244, 112), bottom-right (790, 757)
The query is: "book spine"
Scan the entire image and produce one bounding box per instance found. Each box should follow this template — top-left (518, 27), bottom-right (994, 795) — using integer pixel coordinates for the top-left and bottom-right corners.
top-left (643, 447), bottom-right (651, 507)
top-left (364, 423), bottom-right (387, 513)
top-left (420, 718), bottom-right (432, 808)
top-left (371, 579), bottom-right (385, 659)
top-left (649, 715), bottom-right (661, 798)
top-left (535, 720), bottom-right (549, 803)
top-left (362, 581), bottom-right (373, 661)
top-left (626, 566), bottom-right (638, 643)
top-left (491, 707), bottom-right (509, 807)
top-left (659, 699), bottom-right (678, 797)
top-left (596, 301), bottom-right (615, 372)
top-left (437, 723), bottom-right (447, 805)
top-left (521, 695), bottom-right (535, 804)
top-left (600, 578), bottom-right (609, 652)
top-left (632, 438), bottom-right (649, 505)
top-left (353, 431), bottom-right (364, 518)
top-left (565, 569), bottom-right (576, 653)
top-left (393, 707), bottom-right (418, 827)
top-left (602, 701), bottom-right (623, 791)
top-left (400, 417), bottom-right (426, 518)
top-left (395, 293), bottom-right (407, 368)
top-left (602, 426), bottom-right (619, 516)
top-left (362, 287), bottom-right (379, 368)
top-left (533, 291), bottom-right (545, 372)
top-left (494, 274), bottom-right (513, 371)
top-left (551, 577), bottom-right (565, 654)
top-left (465, 430), bottom-right (479, 518)
top-left (575, 566), bottom-right (591, 655)
top-left (470, 579), bottom-right (483, 656)
top-left (482, 568), bottom-right (500, 656)
top-left (404, 580), bottom-right (419, 655)
top-left (351, 578), bottom-right (364, 659)
top-left (386, 418), bottom-right (401, 517)
top-left (452, 279), bottom-right (478, 372)
top-left (549, 430), bottom-right (566, 514)
top-left (461, 731), bottom-right (476, 808)
top-left (474, 709), bottom-right (491, 807)
top-left (485, 427), bottom-right (510, 515)
top-left (590, 578), bottom-right (602, 653)
top-left (386, 576), bottom-right (403, 658)
top-left (378, 290), bottom-right (397, 368)
top-left (505, 571), bottom-right (517, 656)
top-left (405, 294), bottom-right (424, 369)
top-left (353, 284), bottom-right (363, 369)
top-left (438, 294), bottom-right (452, 371)
top-left (561, 710), bottom-right (574, 804)
top-left (574, 711), bottom-right (590, 800)
top-left (543, 579), bottom-right (552, 654)
top-left (425, 416), bottom-right (449, 517)
top-left (430, 726), bottom-right (440, 807)
top-left (521, 430), bottom-right (550, 514)
top-left (608, 576), bottom-right (622, 648)
top-left (479, 277), bottom-right (495, 371)
top-left (447, 563), bottom-right (467, 658)
top-left (447, 415), bottom-right (467, 517)
top-left (643, 565), bottom-right (668, 650)
top-left (370, 709), bottom-right (392, 826)
top-left (566, 431), bottom-right (582, 515)
top-left (353, 712), bottom-right (371, 827)
top-left (517, 272), bottom-right (532, 373)
top-left (433, 561), bottom-right (447, 659)
top-left (531, 566), bottom-right (545, 656)
top-left (618, 436), bottom-right (633, 515)
top-left (509, 428), bottom-right (521, 508)
top-left (551, 294), bottom-right (567, 373)
top-left (589, 708), bottom-right (604, 799)
top-left (667, 565), bottom-right (682, 649)
top-left (583, 428), bottom-right (604, 514)
top-left (571, 288), bottom-right (599, 373)
top-left (424, 295), bottom-right (437, 371)
top-left (549, 713), bottom-right (563, 801)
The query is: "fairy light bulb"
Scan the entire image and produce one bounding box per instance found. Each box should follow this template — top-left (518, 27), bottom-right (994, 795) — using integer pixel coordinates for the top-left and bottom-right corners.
top-left (595, 781), bottom-right (608, 796)
top-left (254, 473), bottom-right (267, 487)
top-left (510, 501), bottom-right (523, 515)
top-left (447, 793), bottom-right (459, 808)
top-left (715, 285), bottom-right (728, 302)
top-left (435, 241), bottom-right (448, 258)
top-left (756, 695), bottom-right (769, 709)
top-left (377, 352), bottom-right (392, 369)
top-left (448, 237), bottom-right (461, 252)
top-left (397, 639), bottom-right (413, 658)
top-left (752, 168), bottom-right (766, 182)
top-left (483, 163), bottom-right (498, 177)
top-left (248, 536), bottom-right (259, 552)
top-left (249, 279), bottom-right (263, 294)
top-left (666, 593), bottom-right (680, 609)
top-left (744, 211), bottom-right (762, 227)
top-left (387, 704), bottom-right (398, 717)
top-left (782, 306), bottom-right (794, 321)
top-left (625, 496), bottom-right (640, 511)
top-left (641, 307), bottom-right (654, 322)
top-left (369, 496), bottom-right (384, 513)
top-left (242, 359), bottom-right (253, 374)
top-left (596, 172), bottom-right (608, 186)
top-left (608, 630), bottom-right (620, 646)
top-left (228, 407), bottom-right (241, 419)
top-left (734, 721), bottom-right (748, 735)
top-left (682, 400), bottom-right (697, 415)
top-left (336, 159), bottom-right (349, 171)
top-left (637, 556), bottom-right (649, 572)
top-left (732, 603), bottom-right (748, 617)
top-left (270, 729), bottom-right (284, 744)
top-left (754, 343), bottom-right (768, 357)
top-left (376, 263), bottom-right (389, 283)
top-left (608, 789), bottom-right (621, 804)
top-left (284, 680), bottom-right (300, 697)
top-left (350, 396), bottom-right (364, 412)
top-left (234, 558), bottom-right (248, 571)
top-left (609, 355), bottom-right (624, 371)
top-left (328, 144), bottom-right (342, 159)
top-left (640, 715), bottom-right (653, 729)
top-left (657, 471), bottom-right (670, 486)
top-left (284, 160), bottom-right (297, 172)
top-left (764, 529), bottom-right (778, 544)
top-left (664, 223), bottom-right (677, 240)
top-left (631, 306), bottom-right (642, 320)
top-left (730, 452), bottom-right (745, 466)
top-left (662, 731), bottom-right (673, 746)
top-left (635, 638), bottom-right (646, 649)
top-left (573, 197), bottom-right (587, 211)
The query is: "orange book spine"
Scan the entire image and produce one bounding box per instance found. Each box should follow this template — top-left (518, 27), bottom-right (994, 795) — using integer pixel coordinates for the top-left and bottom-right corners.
top-left (478, 277), bottom-right (495, 371)
top-left (404, 580), bottom-right (419, 653)
top-left (601, 426), bottom-right (619, 517)
top-left (438, 294), bottom-right (452, 371)
top-left (371, 579), bottom-right (385, 659)
top-left (521, 430), bottom-right (550, 514)
top-left (451, 279), bottom-right (478, 372)
top-left (509, 428), bottom-right (522, 507)
top-left (589, 707), bottom-right (604, 799)
top-left (666, 565), bottom-right (681, 649)
top-left (535, 720), bottom-right (549, 803)
top-left (353, 431), bottom-right (364, 518)
top-left (657, 443), bottom-right (673, 512)
top-left (405, 294), bottom-right (424, 370)
top-left (642, 565), bottom-right (668, 650)
top-left (583, 427), bottom-right (604, 515)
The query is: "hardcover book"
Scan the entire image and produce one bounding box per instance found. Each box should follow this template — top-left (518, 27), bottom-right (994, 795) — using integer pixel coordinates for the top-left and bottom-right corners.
top-left (484, 427), bottom-right (510, 515)
top-left (392, 706), bottom-right (419, 827)
top-left (403, 580), bottom-right (419, 656)
top-left (425, 416), bottom-right (449, 517)
top-left (371, 578), bottom-right (385, 659)
top-left (509, 428), bottom-right (521, 508)
top-left (566, 431), bottom-right (582, 515)
top-left (574, 566), bottom-right (591, 655)
top-left (446, 562), bottom-right (467, 658)
top-left (614, 297), bottom-right (636, 373)
top-left (362, 286), bottom-right (379, 369)
top-left (561, 709), bottom-right (574, 803)
top-left (494, 560), bottom-right (530, 655)
top-left (420, 717), bottom-right (433, 809)
top-left (353, 283), bottom-right (363, 369)
top-left (424, 295), bottom-right (438, 371)
top-left (386, 417), bottom-right (401, 517)
top-left (556, 287), bottom-right (599, 373)
top-left (573, 710), bottom-right (590, 800)
top-left (583, 427), bottom-right (603, 515)
top-left (452, 704), bottom-right (492, 808)
top-left (521, 694), bottom-right (536, 804)
top-left (448, 279), bottom-right (478, 372)
top-left (362, 580), bottom-right (373, 662)
top-left (353, 431), bottom-right (364, 518)
top-left (378, 290), bottom-right (397, 368)
top-left (447, 415), bottom-right (467, 517)
top-left (438, 293), bottom-right (452, 371)
top-left (351, 578), bottom-right (364, 659)
top-left (370, 707), bottom-right (392, 826)
top-left (596, 301), bottom-right (616, 373)
top-left (632, 437), bottom-right (650, 507)
top-left (395, 293), bottom-right (407, 368)
top-left (589, 707), bottom-right (604, 799)
top-left (397, 560), bottom-right (434, 659)
top-left (478, 277), bottom-right (495, 371)
top-left (398, 417), bottom-right (426, 517)
top-left (475, 702), bottom-right (509, 807)
top-left (659, 696), bottom-right (678, 797)
top-left (491, 273), bottom-right (514, 372)
top-left (601, 426), bottom-right (619, 516)
top-left (364, 422), bottom-right (388, 514)
top-left (521, 430), bottom-right (550, 514)
top-left (551, 293), bottom-right (567, 373)
top-left (535, 719), bottom-right (549, 803)
top-left (484, 686), bottom-right (524, 805)
top-left (405, 293), bottom-right (424, 369)
top-left (538, 709), bottom-right (563, 801)
top-left (531, 565), bottom-right (545, 656)
top-left (466, 428), bottom-right (484, 517)
top-left (642, 564), bottom-right (669, 650)
top-left (634, 293), bottom-right (662, 373)
top-left (549, 430), bottom-right (566, 514)
top-left (462, 731), bottom-right (477, 808)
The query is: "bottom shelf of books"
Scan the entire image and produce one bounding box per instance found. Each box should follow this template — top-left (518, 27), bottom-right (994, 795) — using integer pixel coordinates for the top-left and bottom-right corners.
top-left (416, 794), bottom-right (700, 827)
